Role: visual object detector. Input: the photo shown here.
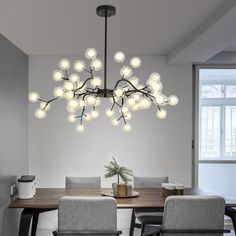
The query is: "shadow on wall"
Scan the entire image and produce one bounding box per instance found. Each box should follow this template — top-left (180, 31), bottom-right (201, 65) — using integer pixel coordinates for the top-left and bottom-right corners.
top-left (0, 176), bottom-right (22, 236)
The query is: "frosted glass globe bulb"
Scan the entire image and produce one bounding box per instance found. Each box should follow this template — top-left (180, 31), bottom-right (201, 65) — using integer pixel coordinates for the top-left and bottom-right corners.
top-left (35, 108), bottom-right (46, 119)
top-left (147, 72), bottom-right (161, 85)
top-left (91, 110), bottom-right (99, 118)
top-left (121, 106), bottom-right (129, 114)
top-left (169, 95), bottom-right (179, 106)
top-left (84, 114), bottom-right (91, 122)
top-left (123, 124), bottom-right (131, 132)
top-left (156, 109), bottom-right (167, 119)
top-left (28, 92), bottom-right (39, 102)
top-left (52, 70), bottom-right (63, 82)
top-left (64, 91), bottom-right (74, 100)
top-left (112, 119), bottom-right (119, 126)
top-left (150, 72), bottom-right (161, 81)
top-left (125, 112), bottom-right (132, 120)
top-left (128, 77), bottom-right (139, 87)
top-left (150, 81), bottom-right (163, 91)
top-left (91, 77), bottom-right (102, 87)
top-left (78, 100), bottom-right (86, 107)
top-left (39, 102), bottom-right (51, 111)
top-left (91, 58), bottom-right (102, 71)
top-left (155, 95), bottom-right (165, 104)
top-left (114, 51), bottom-right (125, 63)
top-left (76, 124), bottom-right (85, 132)
top-left (114, 88), bottom-right (124, 97)
top-left (120, 66), bottom-right (133, 78)
top-left (140, 98), bottom-right (151, 109)
top-left (68, 99), bottom-right (78, 109)
top-left (58, 58), bottom-right (70, 70)
top-left (106, 109), bottom-right (114, 117)
top-left (127, 97), bottom-right (136, 107)
top-left (53, 87), bottom-right (64, 97)
top-left (64, 81), bottom-right (74, 91)
top-left (85, 48), bottom-right (97, 60)
top-left (68, 114), bottom-right (76, 123)
top-left (74, 60), bottom-right (85, 72)
top-left (130, 57), bottom-right (141, 68)
top-left (86, 96), bottom-right (96, 105)
top-left (69, 73), bottom-right (80, 83)
top-left (133, 93), bottom-right (141, 101)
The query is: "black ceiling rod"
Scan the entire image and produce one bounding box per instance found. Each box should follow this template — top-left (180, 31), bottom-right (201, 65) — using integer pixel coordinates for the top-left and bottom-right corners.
top-left (104, 11), bottom-right (108, 94)
top-left (96, 5), bottom-right (116, 97)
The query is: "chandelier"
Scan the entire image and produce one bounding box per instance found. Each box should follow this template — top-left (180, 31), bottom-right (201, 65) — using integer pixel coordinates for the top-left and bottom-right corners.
top-left (28, 5), bottom-right (178, 132)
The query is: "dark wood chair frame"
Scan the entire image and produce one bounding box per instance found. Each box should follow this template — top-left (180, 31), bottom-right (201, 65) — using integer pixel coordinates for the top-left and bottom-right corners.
top-left (53, 230), bottom-right (122, 235)
top-left (129, 207), bottom-right (164, 236)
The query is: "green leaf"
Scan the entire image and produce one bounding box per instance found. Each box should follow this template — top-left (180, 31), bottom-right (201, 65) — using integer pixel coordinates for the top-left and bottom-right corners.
top-left (104, 157), bottom-right (133, 183)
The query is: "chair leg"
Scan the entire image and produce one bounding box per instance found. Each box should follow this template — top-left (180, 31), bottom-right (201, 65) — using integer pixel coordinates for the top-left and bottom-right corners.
top-left (129, 209), bottom-right (136, 236)
top-left (18, 209), bottom-right (33, 236)
top-left (31, 211), bottom-right (39, 236)
top-left (141, 224), bottom-right (145, 235)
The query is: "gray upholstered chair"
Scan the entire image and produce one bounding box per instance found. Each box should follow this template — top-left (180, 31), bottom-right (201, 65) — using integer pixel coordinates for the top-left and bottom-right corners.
top-left (143, 195), bottom-right (229, 236)
top-left (65, 176), bottom-right (101, 189)
top-left (130, 176), bottom-right (169, 236)
top-left (53, 196), bottom-right (122, 235)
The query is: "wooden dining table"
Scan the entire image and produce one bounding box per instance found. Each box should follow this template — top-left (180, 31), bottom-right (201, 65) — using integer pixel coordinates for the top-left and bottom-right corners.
top-left (9, 188), bottom-right (236, 236)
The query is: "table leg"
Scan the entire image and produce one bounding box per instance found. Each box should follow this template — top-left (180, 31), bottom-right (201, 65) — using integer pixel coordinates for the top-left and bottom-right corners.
top-left (129, 209), bottom-right (135, 236)
top-left (18, 209), bottom-right (33, 236)
top-left (225, 207), bottom-right (236, 232)
top-left (31, 211), bottom-right (39, 236)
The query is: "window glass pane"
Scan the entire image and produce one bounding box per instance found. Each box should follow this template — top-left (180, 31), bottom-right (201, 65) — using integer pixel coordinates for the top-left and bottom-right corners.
top-left (225, 106), bottom-right (236, 157)
top-left (199, 69), bottom-right (236, 81)
top-left (226, 85), bottom-right (236, 98)
top-left (200, 106), bottom-right (221, 159)
top-left (201, 84), bottom-right (223, 98)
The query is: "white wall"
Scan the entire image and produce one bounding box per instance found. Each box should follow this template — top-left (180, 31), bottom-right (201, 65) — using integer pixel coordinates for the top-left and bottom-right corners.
top-left (29, 55), bottom-right (192, 187)
top-left (28, 55), bottom-right (192, 231)
top-left (0, 34), bottom-right (28, 236)
top-left (199, 163), bottom-right (236, 197)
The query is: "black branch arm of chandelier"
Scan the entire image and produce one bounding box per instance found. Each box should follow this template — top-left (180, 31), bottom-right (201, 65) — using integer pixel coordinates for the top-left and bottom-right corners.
top-left (34, 65), bottom-right (163, 125)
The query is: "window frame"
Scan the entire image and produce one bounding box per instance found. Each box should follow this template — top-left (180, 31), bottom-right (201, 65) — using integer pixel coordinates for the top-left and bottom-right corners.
top-left (193, 65), bottom-right (236, 187)
top-left (198, 67), bottom-right (236, 161)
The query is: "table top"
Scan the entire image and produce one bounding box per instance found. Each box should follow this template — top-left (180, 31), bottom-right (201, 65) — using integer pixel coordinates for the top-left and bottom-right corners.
top-left (9, 188), bottom-right (236, 209)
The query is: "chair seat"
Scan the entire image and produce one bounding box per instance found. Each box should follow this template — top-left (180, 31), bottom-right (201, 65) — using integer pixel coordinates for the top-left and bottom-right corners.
top-left (135, 211), bottom-right (164, 218)
top-left (143, 225), bottom-right (162, 235)
top-left (136, 213), bottom-right (163, 225)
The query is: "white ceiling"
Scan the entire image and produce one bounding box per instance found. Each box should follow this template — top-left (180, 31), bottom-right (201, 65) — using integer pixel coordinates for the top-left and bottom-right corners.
top-left (0, 0), bottom-right (228, 56)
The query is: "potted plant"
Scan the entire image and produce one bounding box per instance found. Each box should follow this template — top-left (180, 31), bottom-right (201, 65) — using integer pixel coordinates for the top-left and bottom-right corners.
top-left (105, 157), bottom-right (133, 197)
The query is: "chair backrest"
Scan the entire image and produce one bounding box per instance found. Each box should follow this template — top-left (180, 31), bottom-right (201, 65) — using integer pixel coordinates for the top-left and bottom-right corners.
top-left (58, 196), bottom-right (117, 235)
top-left (133, 176), bottom-right (168, 188)
top-left (162, 196), bottom-right (225, 236)
top-left (65, 176), bottom-right (101, 189)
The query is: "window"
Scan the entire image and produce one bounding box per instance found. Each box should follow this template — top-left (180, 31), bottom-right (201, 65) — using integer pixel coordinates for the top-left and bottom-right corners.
top-left (200, 106), bottom-right (221, 158)
top-left (199, 68), bottom-right (236, 160)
